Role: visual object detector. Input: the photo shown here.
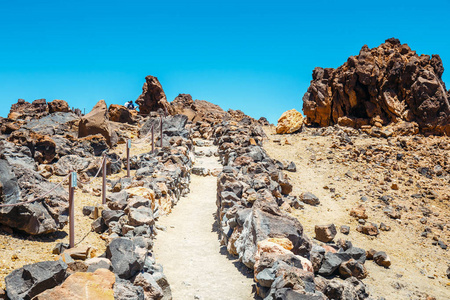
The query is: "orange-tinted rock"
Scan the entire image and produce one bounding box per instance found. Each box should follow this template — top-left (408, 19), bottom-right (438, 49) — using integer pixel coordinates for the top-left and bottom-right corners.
top-left (34, 268), bottom-right (115, 300)
top-left (276, 109), bottom-right (304, 134)
top-left (350, 205), bottom-right (368, 219)
top-left (8, 99), bottom-right (48, 120)
top-left (107, 104), bottom-right (134, 124)
top-left (48, 100), bottom-right (70, 113)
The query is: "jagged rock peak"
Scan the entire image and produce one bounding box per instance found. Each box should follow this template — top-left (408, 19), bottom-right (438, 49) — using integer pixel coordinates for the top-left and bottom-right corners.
top-left (135, 75), bottom-right (174, 116)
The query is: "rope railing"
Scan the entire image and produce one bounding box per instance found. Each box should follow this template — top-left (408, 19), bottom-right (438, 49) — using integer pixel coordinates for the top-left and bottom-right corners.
top-left (0, 116), bottom-right (168, 248)
top-left (78, 155), bottom-right (107, 186)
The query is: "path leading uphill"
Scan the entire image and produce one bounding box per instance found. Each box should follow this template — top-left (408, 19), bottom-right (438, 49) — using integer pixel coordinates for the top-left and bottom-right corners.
top-left (153, 144), bottom-right (255, 300)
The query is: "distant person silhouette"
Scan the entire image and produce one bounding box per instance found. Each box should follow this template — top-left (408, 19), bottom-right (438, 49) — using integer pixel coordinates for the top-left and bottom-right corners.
top-left (124, 100), bottom-right (135, 110)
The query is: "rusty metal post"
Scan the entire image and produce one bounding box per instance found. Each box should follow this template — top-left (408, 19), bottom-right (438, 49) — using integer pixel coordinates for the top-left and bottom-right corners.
top-left (160, 115), bottom-right (163, 147)
top-left (68, 171), bottom-right (76, 248)
top-left (151, 125), bottom-right (154, 153)
top-left (127, 139), bottom-right (131, 178)
top-left (102, 153), bottom-right (107, 205)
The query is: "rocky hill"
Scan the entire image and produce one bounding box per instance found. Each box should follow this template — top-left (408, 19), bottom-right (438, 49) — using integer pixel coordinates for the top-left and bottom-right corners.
top-left (302, 38), bottom-right (450, 136)
top-left (0, 68), bottom-right (448, 300)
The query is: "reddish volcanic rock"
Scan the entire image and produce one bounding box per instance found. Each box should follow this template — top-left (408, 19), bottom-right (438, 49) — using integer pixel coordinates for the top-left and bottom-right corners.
top-left (135, 75), bottom-right (174, 116)
top-left (8, 99), bottom-right (49, 120)
top-left (48, 100), bottom-right (70, 113)
top-left (303, 38), bottom-right (450, 135)
top-left (107, 104), bottom-right (135, 124)
top-left (78, 100), bottom-right (117, 147)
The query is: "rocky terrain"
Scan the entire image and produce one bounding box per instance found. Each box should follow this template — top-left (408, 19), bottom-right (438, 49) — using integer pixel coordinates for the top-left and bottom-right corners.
top-left (0, 38), bottom-right (449, 300)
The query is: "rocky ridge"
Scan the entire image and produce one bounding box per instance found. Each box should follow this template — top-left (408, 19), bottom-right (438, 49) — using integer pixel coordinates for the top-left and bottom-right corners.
top-left (303, 38), bottom-right (450, 136)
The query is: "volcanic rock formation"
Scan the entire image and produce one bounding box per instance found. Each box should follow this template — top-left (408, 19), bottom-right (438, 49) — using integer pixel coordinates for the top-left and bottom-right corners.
top-left (302, 38), bottom-right (450, 135)
top-left (135, 75), bottom-right (174, 116)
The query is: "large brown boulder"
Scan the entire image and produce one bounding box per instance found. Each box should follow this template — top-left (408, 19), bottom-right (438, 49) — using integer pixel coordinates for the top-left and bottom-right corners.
top-left (108, 104), bottom-right (134, 124)
top-left (78, 100), bottom-right (117, 147)
top-left (135, 75), bottom-right (174, 116)
top-left (48, 99), bottom-right (70, 113)
top-left (303, 38), bottom-right (450, 135)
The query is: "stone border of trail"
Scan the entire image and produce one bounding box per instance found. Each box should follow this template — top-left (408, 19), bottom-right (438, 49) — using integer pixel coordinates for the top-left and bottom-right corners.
top-left (202, 120), bottom-right (373, 299)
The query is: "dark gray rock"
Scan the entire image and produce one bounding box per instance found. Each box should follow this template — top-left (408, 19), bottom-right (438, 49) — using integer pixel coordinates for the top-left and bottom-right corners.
top-left (91, 217), bottom-right (107, 233)
top-left (114, 278), bottom-right (145, 300)
top-left (285, 161), bottom-right (297, 172)
top-left (107, 190), bottom-right (129, 210)
top-left (128, 207), bottom-right (154, 227)
top-left (318, 252), bottom-right (342, 276)
top-left (256, 268), bottom-right (276, 287)
top-left (102, 209), bottom-right (125, 226)
top-left (82, 206), bottom-right (96, 216)
top-left (106, 238), bottom-right (145, 279)
top-left (22, 112), bottom-right (79, 136)
top-left (0, 140), bottom-right (36, 170)
top-left (322, 277), bottom-right (369, 300)
top-left (345, 247), bottom-right (366, 264)
top-left (0, 160), bottom-right (69, 235)
top-left (5, 260), bottom-right (67, 300)
top-left (340, 225), bottom-right (350, 235)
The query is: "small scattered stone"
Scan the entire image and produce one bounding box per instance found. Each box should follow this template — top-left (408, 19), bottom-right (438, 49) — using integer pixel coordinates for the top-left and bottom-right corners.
top-left (366, 249), bottom-right (377, 260)
top-left (301, 192), bottom-right (320, 206)
top-left (52, 243), bottom-right (69, 255)
top-left (315, 224), bottom-right (337, 243)
top-left (340, 225), bottom-right (350, 235)
top-left (437, 241), bottom-right (447, 250)
top-left (285, 161), bottom-right (296, 172)
top-left (350, 205), bottom-right (368, 219)
top-left (373, 251), bottom-right (391, 267)
top-left (356, 223), bottom-right (379, 236)
top-left (379, 222), bottom-right (391, 231)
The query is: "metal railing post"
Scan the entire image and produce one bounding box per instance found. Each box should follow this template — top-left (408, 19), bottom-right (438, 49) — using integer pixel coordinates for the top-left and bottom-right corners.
top-left (68, 170), bottom-right (76, 248)
top-left (127, 139), bottom-right (131, 178)
top-left (151, 125), bottom-right (154, 153)
top-left (102, 153), bottom-right (107, 205)
top-left (160, 115), bottom-right (163, 147)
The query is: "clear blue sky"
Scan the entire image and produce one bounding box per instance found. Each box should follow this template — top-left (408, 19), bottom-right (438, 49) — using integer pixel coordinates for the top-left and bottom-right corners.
top-left (1, 0), bottom-right (449, 124)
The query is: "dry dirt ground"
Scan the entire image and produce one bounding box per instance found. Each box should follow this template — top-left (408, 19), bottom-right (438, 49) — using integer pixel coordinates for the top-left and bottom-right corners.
top-left (262, 125), bottom-right (450, 300)
top-left (0, 138), bottom-right (154, 290)
top-left (154, 144), bottom-right (255, 300)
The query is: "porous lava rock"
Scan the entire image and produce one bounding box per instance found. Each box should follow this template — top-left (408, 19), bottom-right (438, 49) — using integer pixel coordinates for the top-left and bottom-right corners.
top-left (8, 99), bottom-right (48, 120)
top-left (48, 99), bottom-right (70, 113)
top-left (135, 75), bottom-right (174, 116)
top-left (303, 38), bottom-right (450, 135)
